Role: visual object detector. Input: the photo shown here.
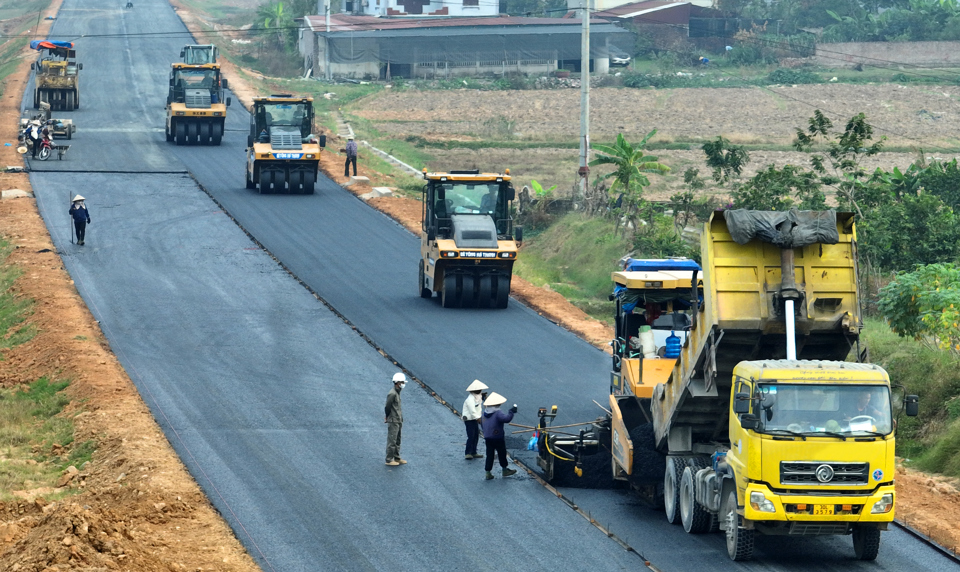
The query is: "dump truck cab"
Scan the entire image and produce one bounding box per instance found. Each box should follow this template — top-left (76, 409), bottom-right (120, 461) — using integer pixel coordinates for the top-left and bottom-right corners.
top-left (165, 45), bottom-right (230, 145)
top-left (419, 169), bottom-right (521, 308)
top-left (30, 41), bottom-right (82, 111)
top-left (245, 95), bottom-right (323, 194)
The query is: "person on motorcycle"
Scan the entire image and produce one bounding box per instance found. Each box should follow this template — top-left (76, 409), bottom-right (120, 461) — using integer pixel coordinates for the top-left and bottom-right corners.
top-left (27, 121), bottom-right (42, 159)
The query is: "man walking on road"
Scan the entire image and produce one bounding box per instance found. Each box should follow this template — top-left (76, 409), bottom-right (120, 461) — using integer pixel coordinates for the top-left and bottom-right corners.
top-left (344, 136), bottom-right (358, 177)
top-left (69, 195), bottom-right (91, 245)
top-left (385, 372), bottom-right (407, 466)
top-left (481, 392), bottom-right (517, 480)
top-left (462, 380), bottom-right (487, 460)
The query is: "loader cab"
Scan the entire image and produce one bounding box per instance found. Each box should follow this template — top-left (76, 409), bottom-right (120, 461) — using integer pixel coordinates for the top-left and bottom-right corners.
top-left (611, 258), bottom-right (703, 372)
top-left (248, 96), bottom-right (316, 147)
top-left (180, 45), bottom-right (218, 65)
top-left (167, 64), bottom-right (229, 107)
top-left (420, 170), bottom-right (516, 241)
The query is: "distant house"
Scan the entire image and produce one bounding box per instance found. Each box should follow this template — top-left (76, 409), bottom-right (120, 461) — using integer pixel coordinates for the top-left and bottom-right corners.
top-left (299, 14), bottom-right (632, 79)
top-left (566, 0), bottom-right (710, 12)
top-left (341, 0), bottom-right (499, 17)
top-left (592, 0), bottom-right (691, 26)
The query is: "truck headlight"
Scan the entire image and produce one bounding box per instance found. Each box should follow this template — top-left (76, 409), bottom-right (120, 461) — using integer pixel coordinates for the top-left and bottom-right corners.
top-left (440, 251), bottom-right (458, 258)
top-left (750, 491), bottom-right (776, 513)
top-left (498, 252), bottom-right (516, 258)
top-left (871, 493), bottom-right (893, 514)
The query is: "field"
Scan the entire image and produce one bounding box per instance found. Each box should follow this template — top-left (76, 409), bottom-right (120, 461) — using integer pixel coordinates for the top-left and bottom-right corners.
top-left (347, 83), bottom-right (960, 199)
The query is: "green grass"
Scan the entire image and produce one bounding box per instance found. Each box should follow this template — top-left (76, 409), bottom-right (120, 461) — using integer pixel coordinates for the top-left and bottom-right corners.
top-left (0, 378), bottom-right (93, 500)
top-left (513, 213), bottom-right (628, 322)
top-left (0, 0), bottom-right (48, 22)
top-left (861, 316), bottom-right (960, 473)
top-left (0, 239), bottom-right (35, 353)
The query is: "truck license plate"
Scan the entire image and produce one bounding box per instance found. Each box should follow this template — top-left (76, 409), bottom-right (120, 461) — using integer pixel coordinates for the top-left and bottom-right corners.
top-left (813, 505), bottom-right (835, 516)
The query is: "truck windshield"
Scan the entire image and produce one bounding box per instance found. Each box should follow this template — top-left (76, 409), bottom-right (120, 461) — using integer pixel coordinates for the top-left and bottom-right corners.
top-left (756, 383), bottom-right (893, 436)
top-left (176, 69), bottom-right (217, 89)
top-left (263, 103), bottom-right (308, 127)
top-left (436, 182), bottom-right (501, 215)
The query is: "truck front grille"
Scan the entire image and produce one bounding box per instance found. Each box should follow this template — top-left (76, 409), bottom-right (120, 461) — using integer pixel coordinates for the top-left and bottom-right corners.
top-left (780, 461), bottom-right (869, 485)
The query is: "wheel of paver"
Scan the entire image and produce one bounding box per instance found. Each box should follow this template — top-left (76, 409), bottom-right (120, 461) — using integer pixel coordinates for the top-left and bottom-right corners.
top-left (175, 121), bottom-right (187, 145)
top-left (441, 274), bottom-right (459, 308)
top-left (199, 122), bottom-right (211, 145)
top-left (476, 275), bottom-right (492, 308)
top-left (272, 170), bottom-right (286, 193)
top-left (211, 122), bottom-right (223, 145)
top-left (852, 526), bottom-right (881, 560)
top-left (664, 456), bottom-right (684, 525)
top-left (75, 92), bottom-right (80, 109)
top-left (186, 122), bottom-right (199, 144)
top-left (494, 275), bottom-right (510, 309)
top-left (724, 489), bottom-right (754, 561)
top-left (288, 171), bottom-right (303, 194)
top-left (419, 261), bottom-right (432, 298)
top-left (460, 274), bottom-right (476, 308)
top-left (680, 465), bottom-right (711, 533)
top-left (259, 170), bottom-right (271, 194)
top-left (302, 170), bottom-right (315, 195)
top-left (66, 91), bottom-right (75, 111)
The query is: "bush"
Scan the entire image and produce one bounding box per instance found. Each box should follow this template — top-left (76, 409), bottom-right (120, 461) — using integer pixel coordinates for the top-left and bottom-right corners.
top-left (765, 68), bottom-right (821, 85)
top-left (622, 72), bottom-right (674, 89)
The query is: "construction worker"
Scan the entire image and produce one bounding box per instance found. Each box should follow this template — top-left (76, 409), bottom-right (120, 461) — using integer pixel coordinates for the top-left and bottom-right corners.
top-left (384, 372), bottom-right (407, 466)
top-left (481, 392), bottom-right (517, 480)
top-left (344, 136), bottom-right (358, 177)
top-left (462, 380), bottom-right (488, 460)
top-left (68, 195), bottom-right (91, 245)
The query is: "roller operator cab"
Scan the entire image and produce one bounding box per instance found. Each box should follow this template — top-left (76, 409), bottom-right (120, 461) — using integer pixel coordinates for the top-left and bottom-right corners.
top-left (30, 40), bottom-right (82, 111)
top-left (245, 95), bottom-right (324, 195)
top-left (165, 45), bottom-right (230, 146)
top-left (535, 210), bottom-right (921, 562)
top-left (418, 169), bottom-right (522, 308)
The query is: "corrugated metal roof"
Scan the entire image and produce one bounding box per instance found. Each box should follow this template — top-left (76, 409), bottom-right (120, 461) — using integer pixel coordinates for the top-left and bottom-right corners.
top-left (594, 0), bottom-right (689, 18)
top-left (304, 14), bottom-right (617, 33)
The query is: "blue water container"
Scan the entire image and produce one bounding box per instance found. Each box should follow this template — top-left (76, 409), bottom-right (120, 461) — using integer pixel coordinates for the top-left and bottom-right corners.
top-left (664, 331), bottom-right (681, 358)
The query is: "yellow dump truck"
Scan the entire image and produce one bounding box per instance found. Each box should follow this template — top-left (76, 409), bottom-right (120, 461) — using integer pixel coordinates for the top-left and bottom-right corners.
top-left (30, 40), bottom-right (82, 111)
top-left (245, 95), bottom-right (323, 194)
top-left (537, 209), bottom-right (919, 561)
top-left (418, 169), bottom-right (522, 308)
top-left (165, 45), bottom-right (231, 145)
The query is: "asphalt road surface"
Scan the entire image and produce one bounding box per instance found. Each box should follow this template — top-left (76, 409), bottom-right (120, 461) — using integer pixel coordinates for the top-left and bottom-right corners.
top-left (24, 0), bottom-right (960, 570)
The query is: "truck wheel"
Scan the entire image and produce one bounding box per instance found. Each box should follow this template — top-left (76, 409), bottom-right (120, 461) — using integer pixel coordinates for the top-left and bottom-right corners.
top-left (199, 121), bottom-right (212, 145)
top-left (66, 91), bottom-right (75, 111)
top-left (212, 122), bottom-right (223, 145)
top-left (680, 466), bottom-right (711, 533)
top-left (441, 273), bottom-right (459, 308)
top-left (175, 121), bottom-right (187, 145)
top-left (723, 489), bottom-right (754, 561)
top-left (852, 526), bottom-right (881, 560)
top-left (419, 261), bottom-right (432, 298)
top-left (664, 456), bottom-right (684, 525)
top-left (477, 275), bottom-right (492, 308)
top-left (460, 274), bottom-right (476, 308)
top-left (494, 275), bottom-right (510, 309)
top-left (259, 170), bottom-right (271, 194)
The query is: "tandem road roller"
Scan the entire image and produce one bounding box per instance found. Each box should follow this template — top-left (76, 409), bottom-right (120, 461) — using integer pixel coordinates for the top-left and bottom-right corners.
top-left (245, 95), bottom-right (324, 194)
top-left (165, 45), bottom-right (231, 145)
top-left (418, 169), bottom-right (522, 308)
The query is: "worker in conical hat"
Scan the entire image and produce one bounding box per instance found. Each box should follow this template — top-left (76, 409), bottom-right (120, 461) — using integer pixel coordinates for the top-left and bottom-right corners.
top-left (481, 392), bottom-right (518, 480)
top-left (462, 380), bottom-right (488, 460)
top-left (68, 195), bottom-right (91, 245)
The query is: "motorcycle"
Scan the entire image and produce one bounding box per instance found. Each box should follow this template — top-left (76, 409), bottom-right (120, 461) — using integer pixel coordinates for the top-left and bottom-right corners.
top-left (37, 137), bottom-right (54, 161)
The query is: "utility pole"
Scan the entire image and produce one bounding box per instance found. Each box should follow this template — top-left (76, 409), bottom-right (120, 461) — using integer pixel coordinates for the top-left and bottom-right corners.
top-left (578, 0), bottom-right (590, 199)
top-left (324, 0), bottom-right (332, 80)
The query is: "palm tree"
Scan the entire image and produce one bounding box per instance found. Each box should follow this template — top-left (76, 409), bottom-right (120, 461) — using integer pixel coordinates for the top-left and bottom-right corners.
top-left (589, 130), bottom-right (670, 235)
top-left (257, 1), bottom-right (291, 50)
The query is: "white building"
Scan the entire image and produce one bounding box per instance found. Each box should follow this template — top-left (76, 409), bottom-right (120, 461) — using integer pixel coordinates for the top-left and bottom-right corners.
top-left (341, 0), bottom-right (500, 17)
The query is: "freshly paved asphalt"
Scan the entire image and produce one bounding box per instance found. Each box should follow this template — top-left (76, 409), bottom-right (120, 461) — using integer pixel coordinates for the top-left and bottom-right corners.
top-left (24, 0), bottom-right (960, 570)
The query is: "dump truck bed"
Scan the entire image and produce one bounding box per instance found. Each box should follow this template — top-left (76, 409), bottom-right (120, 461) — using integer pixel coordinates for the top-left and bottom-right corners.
top-left (651, 211), bottom-right (861, 450)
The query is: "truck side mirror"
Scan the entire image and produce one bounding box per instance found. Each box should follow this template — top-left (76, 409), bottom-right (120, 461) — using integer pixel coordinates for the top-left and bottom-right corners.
top-left (31, 63), bottom-right (35, 70)
top-left (247, 135), bottom-right (253, 147)
top-left (507, 187), bottom-right (516, 201)
top-left (222, 78), bottom-right (229, 90)
top-left (904, 395), bottom-right (919, 417)
top-left (180, 50), bottom-right (185, 58)
top-left (733, 392), bottom-right (750, 414)
top-left (318, 134), bottom-right (327, 147)
top-left (437, 188), bottom-right (445, 201)
top-left (78, 63), bottom-right (83, 70)
top-left (515, 226), bottom-right (523, 245)
top-left (740, 414), bottom-right (759, 430)
top-left (226, 97), bottom-right (232, 107)
top-left (427, 228), bottom-right (436, 242)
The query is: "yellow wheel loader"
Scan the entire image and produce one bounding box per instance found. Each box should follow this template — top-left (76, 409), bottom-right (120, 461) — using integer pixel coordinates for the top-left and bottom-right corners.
top-left (419, 169), bottom-right (522, 309)
top-left (245, 95), bottom-right (324, 194)
top-left (165, 45), bottom-right (231, 145)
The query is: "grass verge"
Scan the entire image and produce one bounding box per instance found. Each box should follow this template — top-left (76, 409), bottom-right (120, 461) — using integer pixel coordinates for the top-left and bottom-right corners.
top-left (0, 239), bottom-right (36, 352)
